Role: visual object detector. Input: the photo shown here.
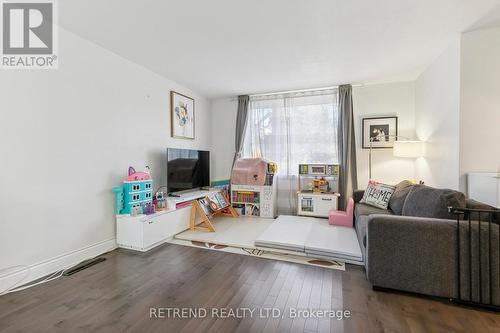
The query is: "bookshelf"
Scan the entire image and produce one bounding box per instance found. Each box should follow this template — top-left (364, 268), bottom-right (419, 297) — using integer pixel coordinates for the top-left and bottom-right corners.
top-left (190, 191), bottom-right (238, 232)
top-left (230, 183), bottom-right (277, 218)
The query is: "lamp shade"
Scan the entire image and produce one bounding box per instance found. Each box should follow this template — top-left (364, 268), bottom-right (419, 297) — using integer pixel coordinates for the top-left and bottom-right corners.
top-left (393, 141), bottom-right (425, 158)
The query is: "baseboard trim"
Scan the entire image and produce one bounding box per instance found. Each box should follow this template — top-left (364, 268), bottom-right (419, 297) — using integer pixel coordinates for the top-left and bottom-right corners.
top-left (0, 238), bottom-right (117, 294)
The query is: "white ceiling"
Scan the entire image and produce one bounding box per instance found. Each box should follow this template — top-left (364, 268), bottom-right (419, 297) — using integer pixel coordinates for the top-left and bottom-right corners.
top-left (59, 0), bottom-right (500, 98)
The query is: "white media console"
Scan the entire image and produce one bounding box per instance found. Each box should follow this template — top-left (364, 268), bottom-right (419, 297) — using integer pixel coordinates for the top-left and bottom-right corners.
top-left (116, 189), bottom-right (220, 251)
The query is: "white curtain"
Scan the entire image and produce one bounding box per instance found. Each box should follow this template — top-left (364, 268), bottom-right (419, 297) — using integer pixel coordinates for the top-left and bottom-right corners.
top-left (242, 89), bottom-right (339, 214)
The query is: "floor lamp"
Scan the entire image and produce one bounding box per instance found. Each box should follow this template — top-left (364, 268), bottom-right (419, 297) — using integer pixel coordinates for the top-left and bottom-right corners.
top-left (368, 135), bottom-right (425, 180)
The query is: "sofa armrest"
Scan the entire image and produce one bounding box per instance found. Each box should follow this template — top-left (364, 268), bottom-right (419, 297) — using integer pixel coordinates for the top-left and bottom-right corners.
top-left (366, 214), bottom-right (457, 298)
top-left (353, 190), bottom-right (365, 203)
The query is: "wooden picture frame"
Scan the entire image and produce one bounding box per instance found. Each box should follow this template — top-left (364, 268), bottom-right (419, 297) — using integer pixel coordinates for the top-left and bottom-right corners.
top-left (170, 91), bottom-right (195, 139)
top-left (362, 116), bottom-right (398, 149)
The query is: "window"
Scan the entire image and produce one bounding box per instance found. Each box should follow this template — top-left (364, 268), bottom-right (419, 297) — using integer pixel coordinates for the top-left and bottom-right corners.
top-left (133, 184), bottom-right (140, 191)
top-left (241, 89), bottom-right (339, 214)
top-left (242, 89), bottom-right (339, 176)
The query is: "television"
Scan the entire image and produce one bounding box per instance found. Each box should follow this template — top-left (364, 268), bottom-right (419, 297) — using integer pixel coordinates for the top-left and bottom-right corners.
top-left (166, 148), bottom-right (210, 193)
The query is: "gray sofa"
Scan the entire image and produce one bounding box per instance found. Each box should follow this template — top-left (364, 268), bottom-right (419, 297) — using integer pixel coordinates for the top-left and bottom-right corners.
top-left (353, 182), bottom-right (500, 305)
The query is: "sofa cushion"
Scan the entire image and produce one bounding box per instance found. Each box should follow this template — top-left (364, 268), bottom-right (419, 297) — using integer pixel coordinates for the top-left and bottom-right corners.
top-left (360, 181), bottom-right (396, 209)
top-left (388, 180), bottom-right (414, 215)
top-left (354, 203), bottom-right (393, 263)
top-left (465, 199), bottom-right (499, 222)
top-left (355, 203), bottom-right (394, 220)
top-left (353, 189), bottom-right (365, 203)
top-left (466, 198), bottom-right (496, 211)
top-left (355, 215), bottom-right (369, 261)
top-left (402, 185), bottom-right (466, 220)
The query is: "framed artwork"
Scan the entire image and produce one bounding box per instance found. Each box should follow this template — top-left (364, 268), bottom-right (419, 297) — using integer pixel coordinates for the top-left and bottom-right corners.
top-left (362, 116), bottom-right (398, 149)
top-left (170, 91), bottom-right (195, 139)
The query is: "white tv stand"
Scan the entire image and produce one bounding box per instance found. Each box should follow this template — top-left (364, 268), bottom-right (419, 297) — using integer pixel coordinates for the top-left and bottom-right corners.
top-left (116, 188), bottom-right (220, 252)
top-left (166, 189), bottom-right (213, 204)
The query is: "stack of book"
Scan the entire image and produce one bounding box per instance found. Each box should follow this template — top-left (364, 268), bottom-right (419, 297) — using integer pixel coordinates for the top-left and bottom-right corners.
top-left (197, 192), bottom-right (229, 215)
top-left (265, 174), bottom-right (274, 186)
top-left (232, 191), bottom-right (260, 204)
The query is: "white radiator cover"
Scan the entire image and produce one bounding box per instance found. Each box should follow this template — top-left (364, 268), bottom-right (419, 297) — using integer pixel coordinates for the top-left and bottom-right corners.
top-left (467, 173), bottom-right (500, 208)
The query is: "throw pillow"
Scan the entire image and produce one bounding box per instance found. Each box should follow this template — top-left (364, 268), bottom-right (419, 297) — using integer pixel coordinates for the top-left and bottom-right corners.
top-left (388, 180), bottom-right (414, 215)
top-left (402, 185), bottom-right (466, 220)
top-left (360, 181), bottom-right (396, 210)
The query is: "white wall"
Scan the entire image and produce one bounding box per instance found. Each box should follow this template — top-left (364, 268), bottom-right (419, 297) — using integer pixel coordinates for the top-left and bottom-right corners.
top-left (210, 98), bottom-right (237, 181)
top-left (353, 82), bottom-right (416, 187)
top-left (460, 26), bottom-right (500, 192)
top-left (0, 28), bottom-right (211, 289)
top-left (414, 38), bottom-right (461, 190)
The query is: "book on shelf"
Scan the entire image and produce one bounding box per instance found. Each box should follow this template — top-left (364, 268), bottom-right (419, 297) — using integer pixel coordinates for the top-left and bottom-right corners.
top-left (198, 197), bottom-right (213, 215)
top-left (198, 192), bottom-right (232, 213)
top-left (232, 191), bottom-right (259, 204)
top-left (190, 191), bottom-right (239, 232)
top-left (214, 192), bottom-right (229, 208)
top-left (265, 174), bottom-right (274, 186)
top-left (206, 194), bottom-right (221, 211)
top-left (245, 204), bottom-right (260, 216)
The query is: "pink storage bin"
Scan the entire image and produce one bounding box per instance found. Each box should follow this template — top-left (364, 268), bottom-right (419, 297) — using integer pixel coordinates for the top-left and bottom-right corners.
top-left (328, 198), bottom-right (354, 227)
top-left (231, 158), bottom-right (268, 186)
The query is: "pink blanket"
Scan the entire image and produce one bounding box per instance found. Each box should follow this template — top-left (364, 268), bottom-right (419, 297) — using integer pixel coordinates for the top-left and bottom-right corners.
top-left (231, 158), bottom-right (269, 185)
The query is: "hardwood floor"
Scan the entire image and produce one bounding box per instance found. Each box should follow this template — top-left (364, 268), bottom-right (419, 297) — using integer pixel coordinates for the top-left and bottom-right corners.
top-left (1, 243), bottom-right (499, 333)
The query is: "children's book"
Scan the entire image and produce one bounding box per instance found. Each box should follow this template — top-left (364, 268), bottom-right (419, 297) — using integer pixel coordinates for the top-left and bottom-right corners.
top-left (207, 194), bottom-right (222, 211)
top-left (198, 197), bottom-right (213, 215)
top-left (215, 192), bottom-right (229, 208)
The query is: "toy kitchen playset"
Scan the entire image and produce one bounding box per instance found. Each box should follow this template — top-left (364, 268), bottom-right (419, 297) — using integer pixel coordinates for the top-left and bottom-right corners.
top-left (297, 164), bottom-right (340, 217)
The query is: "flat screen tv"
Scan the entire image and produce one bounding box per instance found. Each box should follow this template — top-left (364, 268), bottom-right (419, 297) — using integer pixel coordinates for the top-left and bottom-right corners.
top-left (166, 148), bottom-right (210, 193)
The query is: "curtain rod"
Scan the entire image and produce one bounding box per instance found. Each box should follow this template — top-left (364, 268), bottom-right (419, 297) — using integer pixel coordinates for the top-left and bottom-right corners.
top-left (248, 83), bottom-right (364, 98)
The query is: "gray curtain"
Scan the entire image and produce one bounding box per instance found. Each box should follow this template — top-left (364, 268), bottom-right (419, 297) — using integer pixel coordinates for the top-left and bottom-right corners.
top-left (338, 85), bottom-right (358, 210)
top-left (233, 95), bottom-right (250, 164)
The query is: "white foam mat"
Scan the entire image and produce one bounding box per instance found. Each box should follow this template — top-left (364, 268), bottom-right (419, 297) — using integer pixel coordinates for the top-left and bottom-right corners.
top-left (254, 215), bottom-right (313, 252)
top-left (305, 221), bottom-right (363, 262)
top-left (175, 216), bottom-right (273, 248)
top-left (256, 215), bottom-right (363, 264)
top-left (175, 215), bottom-right (363, 266)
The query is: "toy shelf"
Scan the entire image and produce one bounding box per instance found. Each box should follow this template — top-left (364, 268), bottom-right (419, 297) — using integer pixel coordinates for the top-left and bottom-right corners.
top-left (232, 203), bottom-right (261, 217)
top-left (230, 184), bottom-right (277, 218)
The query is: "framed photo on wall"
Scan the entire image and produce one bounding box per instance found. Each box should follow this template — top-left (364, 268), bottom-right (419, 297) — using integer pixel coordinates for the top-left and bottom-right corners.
top-left (170, 91), bottom-right (195, 139)
top-left (362, 116), bottom-right (398, 149)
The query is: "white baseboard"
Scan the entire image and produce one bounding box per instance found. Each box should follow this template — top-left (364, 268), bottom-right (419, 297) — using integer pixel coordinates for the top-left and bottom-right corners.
top-left (0, 238), bottom-right (117, 294)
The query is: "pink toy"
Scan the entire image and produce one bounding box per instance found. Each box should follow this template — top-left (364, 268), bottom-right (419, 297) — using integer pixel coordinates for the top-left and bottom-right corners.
top-left (328, 198), bottom-right (354, 227)
top-left (126, 166), bottom-right (151, 181)
top-left (231, 158), bottom-right (268, 186)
